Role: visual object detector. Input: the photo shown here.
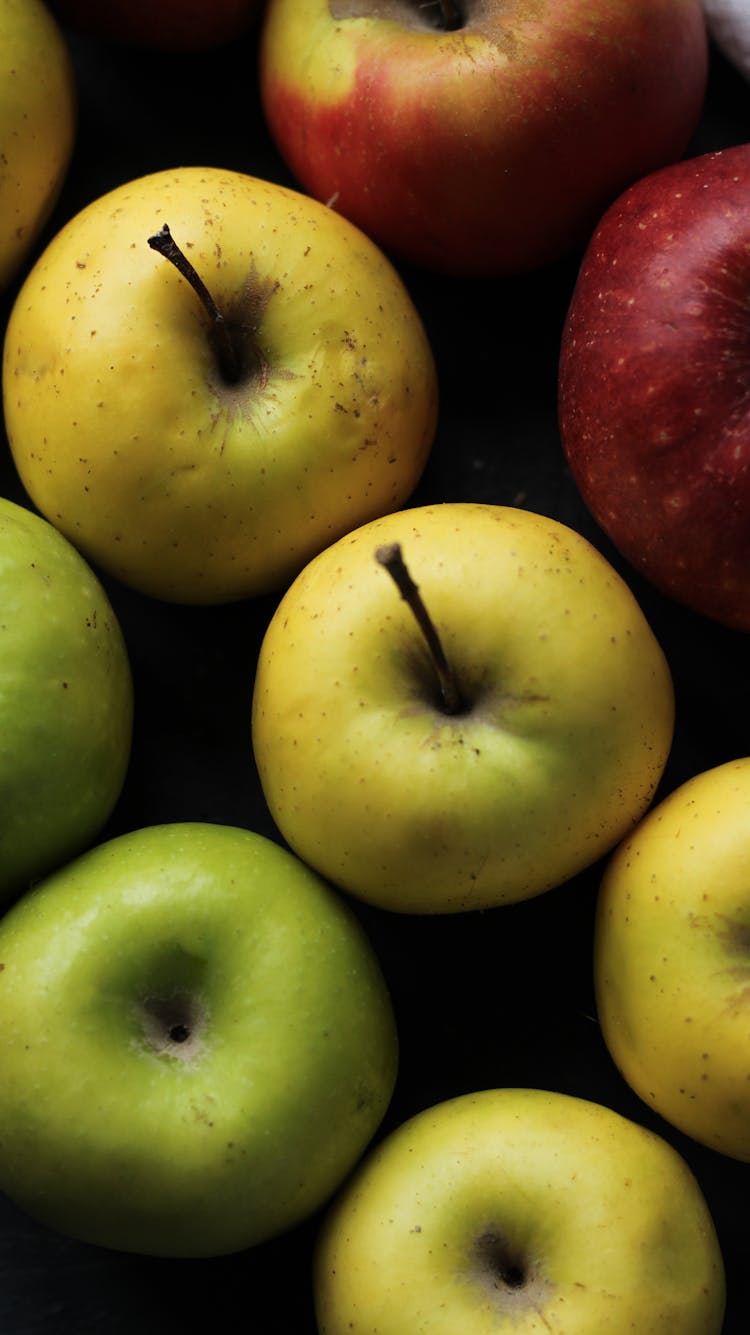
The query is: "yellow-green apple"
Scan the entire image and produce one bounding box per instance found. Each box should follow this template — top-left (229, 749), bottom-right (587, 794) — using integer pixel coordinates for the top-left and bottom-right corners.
top-left (2, 166), bottom-right (437, 604)
top-left (314, 1087), bottom-right (726, 1334)
top-left (595, 756), bottom-right (750, 1162)
top-left (47, 0), bottom-right (261, 50)
top-left (0, 0), bottom-right (76, 292)
top-left (251, 502), bottom-right (675, 914)
top-left (558, 143), bottom-right (750, 632)
top-left (0, 496), bottom-right (133, 905)
top-left (258, 0), bottom-right (708, 276)
top-left (0, 821), bottom-right (399, 1256)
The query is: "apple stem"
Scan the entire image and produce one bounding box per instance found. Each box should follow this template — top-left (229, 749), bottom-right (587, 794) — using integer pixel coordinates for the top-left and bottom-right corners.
top-left (147, 223), bottom-right (240, 383)
top-left (375, 542), bottom-right (464, 715)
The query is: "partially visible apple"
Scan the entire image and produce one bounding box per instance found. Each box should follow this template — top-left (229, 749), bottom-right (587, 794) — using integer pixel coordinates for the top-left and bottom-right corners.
top-left (0, 0), bottom-right (76, 292)
top-left (0, 496), bottom-right (133, 905)
top-left (314, 1087), bottom-right (726, 1334)
top-left (2, 166), bottom-right (437, 604)
top-left (47, 0), bottom-right (261, 51)
top-left (259, 0), bottom-right (708, 276)
top-left (0, 822), bottom-right (399, 1257)
top-left (558, 143), bottom-right (750, 632)
top-left (595, 756), bottom-right (750, 1162)
top-left (251, 502), bottom-right (675, 914)
top-left (702, 0), bottom-right (750, 81)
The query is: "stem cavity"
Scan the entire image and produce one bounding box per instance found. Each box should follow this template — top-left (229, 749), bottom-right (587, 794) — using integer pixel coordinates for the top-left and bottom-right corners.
top-left (147, 223), bottom-right (241, 384)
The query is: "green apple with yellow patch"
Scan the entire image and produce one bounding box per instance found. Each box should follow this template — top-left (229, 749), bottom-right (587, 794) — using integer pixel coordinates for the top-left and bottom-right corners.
top-left (0, 821), bottom-right (398, 1255)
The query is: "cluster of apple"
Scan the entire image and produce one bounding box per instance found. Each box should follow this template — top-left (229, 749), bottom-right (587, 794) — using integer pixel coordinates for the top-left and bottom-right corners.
top-left (0, 1), bottom-right (747, 1332)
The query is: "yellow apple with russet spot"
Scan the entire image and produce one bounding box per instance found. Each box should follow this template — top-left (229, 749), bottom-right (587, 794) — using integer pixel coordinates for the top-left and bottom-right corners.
top-left (595, 756), bottom-right (750, 1161)
top-left (314, 1087), bottom-right (726, 1334)
top-left (0, 0), bottom-right (75, 291)
top-left (252, 502), bottom-right (675, 913)
top-left (2, 166), bottom-right (437, 603)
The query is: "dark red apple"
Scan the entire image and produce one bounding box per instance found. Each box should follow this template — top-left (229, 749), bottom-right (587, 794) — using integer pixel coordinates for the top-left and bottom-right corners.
top-left (259, 0), bottom-right (708, 276)
top-left (48, 0), bottom-right (261, 51)
top-left (558, 143), bottom-right (750, 632)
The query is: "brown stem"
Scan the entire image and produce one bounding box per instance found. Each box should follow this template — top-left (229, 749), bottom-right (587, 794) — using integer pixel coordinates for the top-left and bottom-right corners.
top-left (147, 223), bottom-right (240, 383)
top-left (376, 542), bottom-right (464, 715)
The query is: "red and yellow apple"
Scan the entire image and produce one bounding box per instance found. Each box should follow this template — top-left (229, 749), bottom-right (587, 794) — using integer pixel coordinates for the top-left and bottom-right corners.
top-left (259, 0), bottom-right (708, 275)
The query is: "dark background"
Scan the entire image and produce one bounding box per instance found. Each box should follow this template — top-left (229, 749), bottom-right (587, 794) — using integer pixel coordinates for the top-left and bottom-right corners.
top-left (0, 12), bottom-right (748, 1333)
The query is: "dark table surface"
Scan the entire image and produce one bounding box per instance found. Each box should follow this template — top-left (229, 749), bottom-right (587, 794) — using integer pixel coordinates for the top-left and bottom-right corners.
top-left (0, 15), bottom-right (748, 1334)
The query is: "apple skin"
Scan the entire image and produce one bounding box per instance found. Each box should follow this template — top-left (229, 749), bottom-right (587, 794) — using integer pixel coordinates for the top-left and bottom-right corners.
top-left (47, 0), bottom-right (261, 51)
top-left (0, 822), bottom-right (399, 1257)
top-left (314, 1087), bottom-right (726, 1334)
top-left (0, 0), bottom-right (76, 292)
top-left (595, 756), bottom-right (750, 1162)
top-left (251, 502), bottom-right (675, 914)
top-left (0, 497), bottom-right (133, 905)
top-left (1, 166), bottom-right (437, 604)
top-left (259, 0), bottom-right (708, 276)
top-left (558, 144), bottom-right (750, 632)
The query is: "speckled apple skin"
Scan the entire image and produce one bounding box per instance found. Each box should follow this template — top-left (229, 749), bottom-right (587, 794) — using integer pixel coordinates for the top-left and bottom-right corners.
top-left (595, 757), bottom-right (750, 1162)
top-left (559, 144), bottom-right (750, 632)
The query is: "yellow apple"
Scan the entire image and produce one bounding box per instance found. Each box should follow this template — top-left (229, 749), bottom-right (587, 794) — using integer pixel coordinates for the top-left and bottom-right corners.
top-left (595, 756), bottom-right (750, 1161)
top-left (252, 502), bottom-right (675, 913)
top-left (314, 1087), bottom-right (726, 1334)
top-left (2, 167), bottom-right (437, 603)
top-left (0, 0), bottom-right (75, 291)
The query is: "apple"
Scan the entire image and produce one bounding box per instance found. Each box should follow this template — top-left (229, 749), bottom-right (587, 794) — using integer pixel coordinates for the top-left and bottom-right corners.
top-left (258, 0), bottom-right (708, 276)
top-left (702, 1), bottom-right (750, 81)
top-left (2, 166), bottom-right (438, 604)
top-left (46, 0), bottom-right (262, 51)
top-left (314, 1087), bottom-right (726, 1334)
top-left (0, 821), bottom-right (399, 1257)
top-left (0, 0), bottom-right (76, 292)
top-left (558, 143), bottom-right (750, 632)
top-left (595, 756), bottom-right (750, 1162)
top-left (251, 502), bottom-right (675, 914)
top-left (0, 496), bottom-right (133, 905)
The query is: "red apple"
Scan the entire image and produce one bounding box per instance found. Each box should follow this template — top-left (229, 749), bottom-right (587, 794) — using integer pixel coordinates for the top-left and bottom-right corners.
top-left (47, 0), bottom-right (261, 51)
top-left (258, 0), bottom-right (708, 276)
top-left (558, 143), bottom-right (750, 633)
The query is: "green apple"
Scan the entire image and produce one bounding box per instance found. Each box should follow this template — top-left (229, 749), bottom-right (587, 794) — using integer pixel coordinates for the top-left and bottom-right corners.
top-left (0, 821), bottom-right (399, 1257)
top-left (314, 1087), bottom-right (726, 1334)
top-left (595, 756), bottom-right (750, 1161)
top-left (251, 502), bottom-right (675, 913)
top-left (0, 496), bottom-right (133, 903)
top-left (0, 0), bottom-right (75, 291)
top-left (1, 166), bottom-right (437, 604)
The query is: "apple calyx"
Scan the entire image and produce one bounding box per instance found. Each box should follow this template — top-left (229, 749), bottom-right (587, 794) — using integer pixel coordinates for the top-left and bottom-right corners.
top-left (147, 223), bottom-right (267, 388)
top-left (375, 542), bottom-right (464, 715)
top-left (141, 990), bottom-right (205, 1062)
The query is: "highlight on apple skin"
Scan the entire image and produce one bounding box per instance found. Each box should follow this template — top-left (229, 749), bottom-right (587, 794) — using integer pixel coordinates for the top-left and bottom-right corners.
top-left (0, 822), bottom-right (399, 1257)
top-left (259, 0), bottom-right (708, 276)
top-left (314, 1087), bottom-right (726, 1335)
top-left (252, 501), bottom-right (676, 914)
top-left (595, 756), bottom-right (750, 1163)
top-left (558, 143), bottom-right (750, 632)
